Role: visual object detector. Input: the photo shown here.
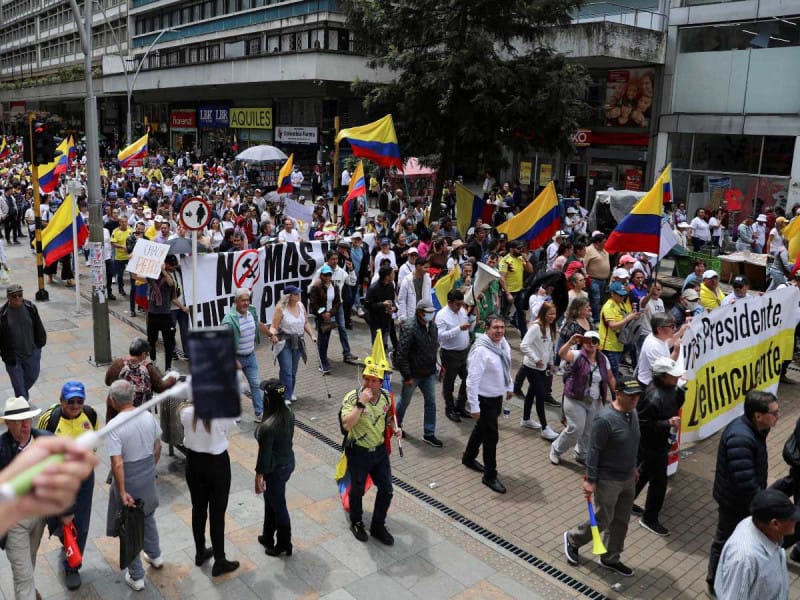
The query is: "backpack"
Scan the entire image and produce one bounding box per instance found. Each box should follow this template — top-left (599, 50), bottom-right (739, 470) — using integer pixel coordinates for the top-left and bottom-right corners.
top-left (125, 232), bottom-right (138, 254)
top-left (338, 388), bottom-right (390, 450)
top-left (118, 359), bottom-right (152, 407)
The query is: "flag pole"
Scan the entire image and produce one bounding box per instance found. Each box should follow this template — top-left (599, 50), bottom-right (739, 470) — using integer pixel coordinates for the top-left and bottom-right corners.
top-left (70, 193), bottom-right (80, 314)
top-left (333, 116), bottom-right (340, 223)
top-left (29, 115), bottom-right (49, 302)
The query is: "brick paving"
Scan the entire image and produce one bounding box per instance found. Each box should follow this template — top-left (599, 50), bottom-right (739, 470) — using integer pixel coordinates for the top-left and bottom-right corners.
top-left (3, 239), bottom-right (800, 599)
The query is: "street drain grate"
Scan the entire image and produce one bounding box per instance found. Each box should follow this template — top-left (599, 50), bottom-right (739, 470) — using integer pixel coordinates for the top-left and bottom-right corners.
top-left (294, 418), bottom-right (608, 600)
top-left (44, 319), bottom-right (78, 332)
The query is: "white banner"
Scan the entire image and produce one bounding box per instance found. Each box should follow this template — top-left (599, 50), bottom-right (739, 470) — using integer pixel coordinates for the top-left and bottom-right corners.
top-left (282, 198), bottom-right (315, 240)
top-left (180, 241), bottom-right (334, 327)
top-left (679, 286), bottom-right (799, 443)
top-left (127, 239), bottom-right (169, 278)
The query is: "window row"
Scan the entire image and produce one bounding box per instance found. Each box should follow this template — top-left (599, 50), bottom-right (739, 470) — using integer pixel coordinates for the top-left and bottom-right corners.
top-left (0, 48), bottom-right (37, 73)
top-left (680, 17), bottom-right (800, 53)
top-left (670, 133), bottom-right (794, 176)
top-left (134, 0), bottom-right (289, 36)
top-left (0, 22), bottom-right (36, 47)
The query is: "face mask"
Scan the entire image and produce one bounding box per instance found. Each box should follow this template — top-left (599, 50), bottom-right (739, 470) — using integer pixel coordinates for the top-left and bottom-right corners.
top-left (423, 313), bottom-right (434, 323)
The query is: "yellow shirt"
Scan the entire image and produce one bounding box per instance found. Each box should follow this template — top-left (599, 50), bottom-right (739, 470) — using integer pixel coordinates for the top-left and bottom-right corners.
top-left (700, 283), bottom-right (725, 311)
top-left (499, 254), bottom-right (525, 293)
top-left (37, 404), bottom-right (98, 438)
top-left (110, 227), bottom-right (131, 261)
top-left (599, 298), bottom-right (629, 352)
top-left (340, 388), bottom-right (390, 449)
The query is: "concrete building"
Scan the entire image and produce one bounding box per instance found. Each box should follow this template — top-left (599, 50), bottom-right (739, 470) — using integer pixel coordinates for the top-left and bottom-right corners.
top-left (655, 0), bottom-right (800, 218)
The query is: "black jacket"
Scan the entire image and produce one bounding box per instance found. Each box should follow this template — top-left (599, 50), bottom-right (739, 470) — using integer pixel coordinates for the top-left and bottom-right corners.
top-left (365, 280), bottom-right (396, 328)
top-left (0, 299), bottom-right (47, 366)
top-left (637, 383), bottom-right (685, 454)
top-left (395, 316), bottom-right (438, 380)
top-left (712, 414), bottom-right (768, 512)
top-left (0, 429), bottom-right (52, 470)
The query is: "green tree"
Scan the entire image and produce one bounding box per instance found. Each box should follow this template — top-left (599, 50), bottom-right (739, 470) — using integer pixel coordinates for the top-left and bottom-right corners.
top-left (341, 0), bottom-right (591, 222)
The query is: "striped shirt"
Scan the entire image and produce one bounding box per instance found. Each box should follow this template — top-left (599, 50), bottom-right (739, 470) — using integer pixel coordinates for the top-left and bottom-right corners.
top-left (237, 311), bottom-right (256, 355)
top-left (715, 517), bottom-right (789, 600)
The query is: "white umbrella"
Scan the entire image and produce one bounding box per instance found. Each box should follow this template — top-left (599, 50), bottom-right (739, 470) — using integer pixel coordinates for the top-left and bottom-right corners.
top-left (235, 145), bottom-right (288, 162)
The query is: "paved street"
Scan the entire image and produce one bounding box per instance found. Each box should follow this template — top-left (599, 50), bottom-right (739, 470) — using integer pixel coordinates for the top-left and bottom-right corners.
top-left (2, 240), bottom-right (800, 599)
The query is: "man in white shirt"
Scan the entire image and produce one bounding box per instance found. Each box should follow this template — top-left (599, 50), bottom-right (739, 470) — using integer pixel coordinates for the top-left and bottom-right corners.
top-left (435, 289), bottom-right (473, 422)
top-left (546, 231), bottom-right (569, 271)
top-left (397, 247), bottom-right (419, 282)
top-left (396, 258), bottom-right (432, 322)
top-left (462, 315), bottom-right (514, 494)
top-left (290, 167), bottom-right (304, 197)
top-left (636, 313), bottom-right (686, 386)
top-left (715, 489), bottom-right (794, 600)
top-left (278, 218), bottom-right (301, 243)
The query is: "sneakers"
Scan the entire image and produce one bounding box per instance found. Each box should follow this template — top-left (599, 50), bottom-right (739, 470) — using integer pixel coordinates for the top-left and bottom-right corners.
top-left (639, 518), bottom-right (670, 537)
top-left (369, 524), bottom-right (395, 546)
top-left (143, 552), bottom-right (164, 568)
top-left (423, 434), bottom-right (444, 448)
top-left (544, 397), bottom-right (561, 407)
top-left (631, 503), bottom-right (644, 516)
top-left (291, 393), bottom-right (297, 401)
top-left (124, 572), bottom-right (145, 591)
top-left (574, 454), bottom-right (586, 466)
top-left (350, 521), bottom-right (368, 542)
top-left (343, 353), bottom-right (359, 364)
top-left (319, 366), bottom-right (331, 375)
top-left (254, 413), bottom-right (263, 423)
top-left (563, 531), bottom-right (579, 565)
top-left (520, 419), bottom-right (541, 430)
top-left (541, 426), bottom-right (559, 441)
top-left (598, 558), bottom-right (634, 577)
top-left (549, 444), bottom-right (560, 465)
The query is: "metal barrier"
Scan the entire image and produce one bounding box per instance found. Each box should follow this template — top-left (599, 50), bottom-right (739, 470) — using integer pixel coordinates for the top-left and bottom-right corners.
top-left (570, 1), bottom-right (668, 32)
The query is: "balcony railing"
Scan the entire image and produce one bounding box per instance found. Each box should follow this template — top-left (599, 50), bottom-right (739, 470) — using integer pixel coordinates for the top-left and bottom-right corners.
top-left (570, 1), bottom-right (667, 32)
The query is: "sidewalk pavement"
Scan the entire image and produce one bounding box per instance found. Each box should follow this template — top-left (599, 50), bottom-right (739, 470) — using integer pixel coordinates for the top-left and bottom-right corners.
top-left (0, 243), bottom-right (587, 599)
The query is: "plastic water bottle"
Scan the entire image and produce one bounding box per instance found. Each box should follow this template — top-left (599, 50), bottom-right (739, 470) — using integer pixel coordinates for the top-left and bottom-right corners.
top-left (503, 404), bottom-right (511, 419)
top-left (668, 426), bottom-right (677, 445)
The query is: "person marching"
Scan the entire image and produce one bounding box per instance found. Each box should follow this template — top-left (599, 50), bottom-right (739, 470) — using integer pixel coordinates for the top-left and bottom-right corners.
top-left (37, 381), bottom-right (98, 591)
top-left (340, 359), bottom-right (401, 545)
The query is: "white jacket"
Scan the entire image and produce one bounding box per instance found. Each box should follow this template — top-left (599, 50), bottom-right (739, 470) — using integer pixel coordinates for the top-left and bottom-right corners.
top-left (397, 271), bottom-right (432, 321)
top-left (520, 324), bottom-right (555, 371)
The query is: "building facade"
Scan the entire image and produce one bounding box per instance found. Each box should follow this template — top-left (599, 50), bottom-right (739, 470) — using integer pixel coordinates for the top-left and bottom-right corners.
top-left (655, 0), bottom-right (800, 218)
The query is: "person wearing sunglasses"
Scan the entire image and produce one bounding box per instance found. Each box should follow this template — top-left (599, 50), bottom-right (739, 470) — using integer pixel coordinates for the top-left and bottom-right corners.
top-left (0, 284), bottom-right (47, 400)
top-left (36, 381), bottom-right (98, 591)
top-left (551, 331), bottom-right (614, 467)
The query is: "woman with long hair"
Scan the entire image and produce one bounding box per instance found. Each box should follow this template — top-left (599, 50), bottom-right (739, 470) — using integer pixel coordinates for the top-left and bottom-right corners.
top-left (268, 286), bottom-right (316, 404)
top-left (178, 401), bottom-right (239, 576)
top-left (519, 302), bottom-right (560, 440)
top-left (557, 297), bottom-right (593, 357)
top-left (206, 218), bottom-right (224, 251)
top-left (220, 209), bottom-right (236, 232)
top-left (255, 379), bottom-right (295, 557)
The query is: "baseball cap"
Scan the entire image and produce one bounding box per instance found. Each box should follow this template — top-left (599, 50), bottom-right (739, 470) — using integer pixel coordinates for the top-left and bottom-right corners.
top-left (320, 265), bottom-right (333, 275)
top-left (612, 268), bottom-right (630, 279)
top-left (61, 381), bottom-right (86, 400)
top-left (652, 357), bottom-right (686, 378)
top-left (702, 270), bottom-right (719, 280)
top-left (380, 238), bottom-right (391, 246)
top-left (284, 285), bottom-right (301, 295)
top-left (608, 281), bottom-right (629, 296)
top-left (351, 231), bottom-right (363, 239)
top-left (682, 288), bottom-right (699, 301)
top-left (732, 275), bottom-right (750, 288)
top-left (616, 377), bottom-right (643, 395)
top-left (750, 489), bottom-right (800, 522)
top-left (416, 298), bottom-right (436, 312)
top-left (6, 284), bottom-right (22, 296)
top-left (407, 247), bottom-right (419, 254)
top-left (555, 230), bottom-right (568, 238)
top-left (260, 378), bottom-right (286, 404)
top-left (582, 331), bottom-right (601, 342)
top-left (776, 217), bottom-right (789, 226)
top-left (619, 254), bottom-right (635, 265)
top-left (566, 207), bottom-right (577, 214)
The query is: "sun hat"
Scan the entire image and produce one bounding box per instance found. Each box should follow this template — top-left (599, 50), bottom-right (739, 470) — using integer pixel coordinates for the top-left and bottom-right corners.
top-left (652, 357), bottom-right (686, 378)
top-left (2, 396), bottom-right (42, 421)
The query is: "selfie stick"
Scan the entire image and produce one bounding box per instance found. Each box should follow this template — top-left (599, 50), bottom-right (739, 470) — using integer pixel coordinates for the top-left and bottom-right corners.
top-left (0, 381), bottom-right (190, 503)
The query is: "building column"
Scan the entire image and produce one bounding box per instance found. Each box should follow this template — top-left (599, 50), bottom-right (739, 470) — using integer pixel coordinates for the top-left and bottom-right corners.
top-left (788, 137), bottom-right (800, 213)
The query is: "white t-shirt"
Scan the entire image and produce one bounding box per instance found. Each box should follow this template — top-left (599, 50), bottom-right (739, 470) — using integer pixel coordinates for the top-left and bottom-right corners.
top-left (278, 229), bottom-right (300, 243)
top-left (180, 405), bottom-right (236, 455)
top-left (637, 334), bottom-right (671, 385)
top-left (690, 217), bottom-right (710, 242)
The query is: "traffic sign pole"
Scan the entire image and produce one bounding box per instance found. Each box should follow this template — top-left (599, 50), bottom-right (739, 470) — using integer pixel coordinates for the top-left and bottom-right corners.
top-left (192, 231), bottom-right (198, 329)
top-left (178, 197), bottom-right (211, 332)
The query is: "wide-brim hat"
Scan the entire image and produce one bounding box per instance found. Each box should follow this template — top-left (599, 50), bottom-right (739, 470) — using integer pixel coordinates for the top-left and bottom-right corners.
top-left (3, 396), bottom-right (42, 421)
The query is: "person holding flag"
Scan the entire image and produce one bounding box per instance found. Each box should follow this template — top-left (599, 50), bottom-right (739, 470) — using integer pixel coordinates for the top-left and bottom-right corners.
top-left (339, 346), bottom-right (401, 546)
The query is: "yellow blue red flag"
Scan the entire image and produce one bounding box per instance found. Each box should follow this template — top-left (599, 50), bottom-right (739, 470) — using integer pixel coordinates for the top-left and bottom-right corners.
top-left (605, 165), bottom-right (670, 254)
top-left (335, 114), bottom-right (402, 170)
top-left (497, 182), bottom-right (560, 249)
top-left (455, 182), bottom-right (485, 237)
top-left (432, 264), bottom-right (460, 310)
top-left (118, 133), bottom-right (148, 168)
top-left (42, 194), bottom-right (88, 266)
top-left (276, 153), bottom-right (294, 194)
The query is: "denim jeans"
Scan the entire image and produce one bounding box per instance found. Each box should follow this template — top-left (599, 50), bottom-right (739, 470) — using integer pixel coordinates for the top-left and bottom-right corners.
top-left (5, 347), bottom-right (42, 399)
top-left (347, 444), bottom-right (393, 527)
top-left (605, 350), bottom-right (622, 384)
top-left (114, 259), bottom-right (128, 293)
top-left (264, 458), bottom-right (295, 527)
top-left (238, 351), bottom-right (264, 415)
top-left (333, 304), bottom-right (352, 356)
top-left (397, 374), bottom-right (437, 436)
top-left (316, 321), bottom-right (332, 371)
top-left (171, 309), bottom-right (191, 357)
top-left (127, 511), bottom-right (161, 581)
top-left (277, 344), bottom-right (302, 400)
top-left (588, 278), bottom-right (606, 323)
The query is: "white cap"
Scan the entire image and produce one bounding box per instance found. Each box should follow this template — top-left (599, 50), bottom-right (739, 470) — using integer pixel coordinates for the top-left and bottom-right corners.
top-left (678, 222), bottom-right (691, 229)
top-left (407, 247), bottom-right (419, 254)
top-left (703, 270), bottom-right (719, 280)
top-left (652, 357), bottom-right (686, 377)
top-left (612, 267), bottom-right (630, 279)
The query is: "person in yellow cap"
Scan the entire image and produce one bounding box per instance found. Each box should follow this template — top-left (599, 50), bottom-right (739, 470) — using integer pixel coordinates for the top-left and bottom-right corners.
top-left (339, 361), bottom-right (401, 546)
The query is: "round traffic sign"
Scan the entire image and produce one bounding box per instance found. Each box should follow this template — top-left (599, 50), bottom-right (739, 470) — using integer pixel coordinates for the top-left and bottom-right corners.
top-left (179, 196), bottom-right (212, 231)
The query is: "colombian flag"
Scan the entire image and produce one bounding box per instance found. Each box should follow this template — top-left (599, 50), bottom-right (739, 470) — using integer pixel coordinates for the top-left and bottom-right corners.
top-left (0, 137), bottom-right (9, 160)
top-left (497, 182), bottom-right (560, 250)
top-left (455, 182), bottom-right (485, 237)
top-left (118, 134), bottom-right (148, 168)
top-left (343, 161), bottom-right (366, 227)
top-left (41, 194), bottom-right (88, 266)
top-left (783, 213), bottom-right (800, 262)
top-left (276, 153), bottom-right (294, 194)
top-left (431, 264), bottom-right (460, 310)
top-left (605, 165), bottom-right (670, 254)
top-left (37, 138), bottom-right (72, 194)
top-left (335, 115), bottom-right (403, 170)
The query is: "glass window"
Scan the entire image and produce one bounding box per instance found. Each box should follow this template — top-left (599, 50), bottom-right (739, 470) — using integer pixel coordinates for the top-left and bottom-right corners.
top-left (761, 136), bottom-right (794, 176)
top-left (182, 7), bottom-right (191, 23)
top-left (241, 0), bottom-right (252, 9)
top-left (215, 0), bottom-right (224, 16)
top-left (209, 44), bottom-right (221, 60)
top-left (173, 9), bottom-right (181, 25)
top-left (267, 35), bottom-right (280, 52)
top-left (679, 17), bottom-right (800, 53)
top-left (193, 4), bottom-right (201, 21)
top-left (670, 133), bottom-right (693, 169)
top-left (338, 30), bottom-right (351, 52)
top-left (692, 134), bottom-right (760, 173)
top-left (203, 2), bottom-right (212, 19)
top-left (227, 0), bottom-right (238, 13)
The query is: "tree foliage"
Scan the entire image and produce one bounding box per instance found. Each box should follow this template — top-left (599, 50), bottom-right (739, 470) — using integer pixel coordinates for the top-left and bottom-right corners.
top-left (341, 0), bottom-right (591, 219)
